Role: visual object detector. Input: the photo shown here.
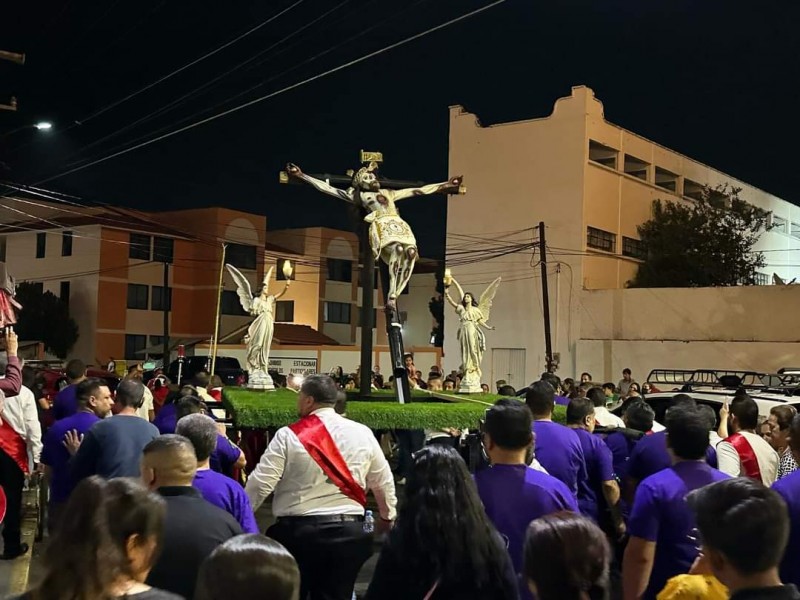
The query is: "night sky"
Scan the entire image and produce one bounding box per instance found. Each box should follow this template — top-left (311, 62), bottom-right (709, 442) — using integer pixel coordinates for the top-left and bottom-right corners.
top-left (2, 0), bottom-right (799, 259)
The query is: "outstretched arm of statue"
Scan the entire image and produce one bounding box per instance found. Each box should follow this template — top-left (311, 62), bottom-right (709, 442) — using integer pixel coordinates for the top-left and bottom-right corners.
top-left (285, 163), bottom-right (354, 203)
top-left (478, 319), bottom-right (495, 331)
top-left (391, 175), bottom-right (465, 202)
top-left (274, 280), bottom-right (291, 300)
top-left (443, 288), bottom-right (459, 309)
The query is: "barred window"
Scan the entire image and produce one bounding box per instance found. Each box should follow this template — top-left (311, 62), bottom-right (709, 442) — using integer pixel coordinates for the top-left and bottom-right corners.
top-left (587, 227), bottom-right (616, 253)
top-left (754, 272), bottom-right (770, 286)
top-left (622, 237), bottom-right (646, 260)
top-left (772, 216), bottom-right (788, 234)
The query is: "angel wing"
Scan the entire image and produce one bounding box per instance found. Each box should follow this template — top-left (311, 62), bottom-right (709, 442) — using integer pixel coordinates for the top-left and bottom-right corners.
top-left (226, 264), bottom-right (254, 313)
top-left (478, 277), bottom-right (502, 324)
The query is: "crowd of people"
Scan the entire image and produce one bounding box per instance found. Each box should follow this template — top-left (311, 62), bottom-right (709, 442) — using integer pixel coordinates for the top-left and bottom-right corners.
top-left (1, 336), bottom-right (800, 599)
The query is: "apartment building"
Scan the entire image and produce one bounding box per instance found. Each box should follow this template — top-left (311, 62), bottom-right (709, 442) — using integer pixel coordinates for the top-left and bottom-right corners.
top-left (445, 85), bottom-right (800, 388)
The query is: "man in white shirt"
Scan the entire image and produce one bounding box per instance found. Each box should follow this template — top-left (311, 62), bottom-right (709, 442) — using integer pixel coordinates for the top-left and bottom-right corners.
top-left (717, 395), bottom-right (778, 485)
top-left (246, 374), bottom-right (397, 600)
top-left (588, 387), bottom-right (625, 429)
top-left (126, 363), bottom-right (154, 421)
top-left (0, 355), bottom-right (42, 559)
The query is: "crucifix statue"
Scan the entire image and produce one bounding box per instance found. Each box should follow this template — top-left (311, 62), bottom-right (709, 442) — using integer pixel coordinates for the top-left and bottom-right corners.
top-left (282, 152), bottom-right (465, 402)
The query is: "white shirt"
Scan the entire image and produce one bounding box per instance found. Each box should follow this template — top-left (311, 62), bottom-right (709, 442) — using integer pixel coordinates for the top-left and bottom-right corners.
top-left (0, 385), bottom-right (43, 465)
top-left (717, 430), bottom-right (779, 486)
top-left (245, 407), bottom-right (398, 520)
top-left (594, 407), bottom-right (625, 429)
top-left (136, 386), bottom-right (154, 421)
top-left (652, 420), bottom-right (666, 433)
top-left (708, 431), bottom-right (723, 448)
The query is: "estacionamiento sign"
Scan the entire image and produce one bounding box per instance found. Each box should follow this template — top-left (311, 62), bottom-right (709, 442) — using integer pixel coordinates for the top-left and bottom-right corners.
top-left (268, 356), bottom-right (318, 376)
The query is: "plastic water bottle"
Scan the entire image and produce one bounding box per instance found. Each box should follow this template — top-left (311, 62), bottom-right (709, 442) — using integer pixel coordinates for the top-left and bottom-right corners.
top-left (363, 510), bottom-right (375, 534)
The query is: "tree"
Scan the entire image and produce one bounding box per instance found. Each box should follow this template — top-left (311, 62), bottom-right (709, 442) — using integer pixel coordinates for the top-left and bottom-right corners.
top-left (630, 185), bottom-right (771, 288)
top-left (14, 282), bottom-right (79, 358)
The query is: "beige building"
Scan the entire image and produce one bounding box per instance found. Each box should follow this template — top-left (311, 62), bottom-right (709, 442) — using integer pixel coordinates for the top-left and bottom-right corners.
top-left (446, 86), bottom-right (800, 388)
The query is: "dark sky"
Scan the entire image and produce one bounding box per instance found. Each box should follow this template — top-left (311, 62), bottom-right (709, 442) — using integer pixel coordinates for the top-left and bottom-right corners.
top-left (2, 0), bottom-right (799, 259)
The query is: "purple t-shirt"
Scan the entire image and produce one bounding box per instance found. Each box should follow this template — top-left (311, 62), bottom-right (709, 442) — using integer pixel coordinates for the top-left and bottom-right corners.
top-left (41, 411), bottom-right (100, 503)
top-left (53, 384), bottom-right (79, 421)
top-left (533, 420), bottom-right (587, 496)
top-left (573, 428), bottom-right (615, 522)
top-left (210, 434), bottom-right (241, 475)
top-left (772, 469), bottom-right (800, 586)
top-left (628, 431), bottom-right (717, 485)
top-left (154, 403), bottom-right (177, 434)
top-left (475, 463), bottom-right (577, 600)
top-left (554, 395), bottom-right (570, 407)
top-left (628, 461), bottom-right (730, 600)
top-left (193, 469), bottom-right (259, 534)
top-left (605, 431), bottom-right (638, 484)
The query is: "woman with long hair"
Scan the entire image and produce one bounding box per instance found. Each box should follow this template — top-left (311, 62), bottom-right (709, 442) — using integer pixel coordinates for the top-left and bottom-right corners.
top-left (195, 534), bottom-right (300, 600)
top-left (770, 405), bottom-right (798, 479)
top-left (523, 512), bottom-right (611, 600)
top-left (18, 476), bottom-right (178, 600)
top-left (365, 445), bottom-right (518, 599)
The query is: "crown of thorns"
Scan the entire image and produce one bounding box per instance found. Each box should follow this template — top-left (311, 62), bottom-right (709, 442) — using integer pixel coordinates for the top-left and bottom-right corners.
top-left (352, 161), bottom-right (379, 187)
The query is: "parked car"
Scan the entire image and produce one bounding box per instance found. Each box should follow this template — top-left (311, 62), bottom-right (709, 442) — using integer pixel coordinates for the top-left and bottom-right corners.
top-left (166, 356), bottom-right (247, 387)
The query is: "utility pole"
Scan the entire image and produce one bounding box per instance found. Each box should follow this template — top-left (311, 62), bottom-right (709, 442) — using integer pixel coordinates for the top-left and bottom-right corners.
top-left (538, 221), bottom-right (554, 372)
top-left (162, 261), bottom-right (170, 368)
top-left (358, 222), bottom-right (375, 396)
top-left (210, 243), bottom-right (227, 377)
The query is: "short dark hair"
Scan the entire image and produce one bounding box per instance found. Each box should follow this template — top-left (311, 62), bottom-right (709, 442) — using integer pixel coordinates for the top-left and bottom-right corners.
top-left (526, 381), bottom-right (555, 416)
top-left (566, 397), bottom-right (595, 425)
top-left (195, 535), bottom-right (300, 600)
top-left (624, 401), bottom-right (655, 432)
top-left (671, 394), bottom-right (696, 408)
top-left (697, 404), bottom-right (718, 431)
top-left (300, 374), bottom-right (338, 404)
top-left (115, 379), bottom-right (145, 409)
top-left (540, 373), bottom-right (561, 391)
top-left (622, 368), bottom-right (631, 376)
top-left (665, 405), bottom-right (708, 460)
top-left (175, 396), bottom-right (203, 421)
top-left (581, 372), bottom-right (592, 380)
top-left (691, 478), bottom-right (789, 575)
top-left (586, 387), bottom-right (606, 408)
top-left (193, 371), bottom-right (211, 389)
top-left (731, 395), bottom-right (759, 430)
top-left (497, 384), bottom-right (516, 397)
top-left (76, 378), bottom-right (107, 406)
top-left (602, 382), bottom-right (615, 392)
top-left (142, 433), bottom-right (195, 458)
top-left (485, 399), bottom-right (533, 450)
top-left (176, 414), bottom-right (218, 462)
top-left (65, 358), bottom-right (86, 380)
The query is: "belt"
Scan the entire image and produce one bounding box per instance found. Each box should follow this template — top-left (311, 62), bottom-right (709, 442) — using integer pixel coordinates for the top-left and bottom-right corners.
top-left (276, 514), bottom-right (365, 525)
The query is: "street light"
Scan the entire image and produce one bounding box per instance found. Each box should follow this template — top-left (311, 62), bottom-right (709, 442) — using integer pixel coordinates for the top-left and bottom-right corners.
top-left (34, 121), bottom-right (52, 131)
top-left (0, 121), bottom-right (55, 140)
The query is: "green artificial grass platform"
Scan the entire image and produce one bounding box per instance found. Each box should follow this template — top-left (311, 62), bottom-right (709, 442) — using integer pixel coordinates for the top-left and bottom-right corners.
top-left (222, 387), bottom-right (567, 430)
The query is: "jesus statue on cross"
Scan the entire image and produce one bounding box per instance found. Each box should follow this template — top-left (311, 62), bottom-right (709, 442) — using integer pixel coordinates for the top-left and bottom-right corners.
top-left (286, 161), bottom-right (464, 306)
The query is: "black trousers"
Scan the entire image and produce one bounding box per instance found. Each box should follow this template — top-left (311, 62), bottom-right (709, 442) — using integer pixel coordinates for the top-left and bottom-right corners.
top-left (0, 450), bottom-right (25, 554)
top-left (267, 518), bottom-right (373, 600)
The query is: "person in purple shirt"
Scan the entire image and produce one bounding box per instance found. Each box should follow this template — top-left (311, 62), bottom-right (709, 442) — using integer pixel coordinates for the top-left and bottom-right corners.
top-left (626, 395), bottom-right (717, 501)
top-left (525, 381), bottom-right (587, 496)
top-left (40, 378), bottom-right (113, 533)
top-left (694, 478), bottom-right (800, 600)
top-left (52, 359), bottom-right (87, 421)
top-left (566, 398), bottom-right (624, 537)
top-left (772, 414), bottom-right (800, 588)
top-left (604, 401), bottom-right (654, 485)
top-left (475, 399), bottom-right (577, 600)
top-left (176, 413), bottom-right (258, 534)
top-left (622, 404), bottom-right (730, 600)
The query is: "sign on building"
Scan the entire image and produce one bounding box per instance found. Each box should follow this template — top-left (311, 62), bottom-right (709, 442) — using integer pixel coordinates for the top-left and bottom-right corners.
top-left (268, 356), bottom-right (319, 376)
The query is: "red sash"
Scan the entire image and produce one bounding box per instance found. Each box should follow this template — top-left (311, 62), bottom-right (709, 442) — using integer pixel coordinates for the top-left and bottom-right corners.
top-left (0, 418), bottom-right (28, 474)
top-left (726, 432), bottom-right (762, 481)
top-left (289, 414), bottom-right (367, 507)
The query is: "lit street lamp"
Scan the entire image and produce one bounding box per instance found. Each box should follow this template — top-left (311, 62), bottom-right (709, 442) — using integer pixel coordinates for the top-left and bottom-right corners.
top-left (34, 121), bottom-right (52, 131)
top-left (0, 121), bottom-right (54, 140)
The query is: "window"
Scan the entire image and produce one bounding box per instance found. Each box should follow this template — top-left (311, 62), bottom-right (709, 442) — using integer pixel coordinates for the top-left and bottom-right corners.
top-left (127, 284), bottom-right (149, 309)
top-left (62, 231), bottom-right (73, 256)
top-left (358, 308), bottom-right (378, 328)
top-left (153, 237), bottom-right (174, 263)
top-left (683, 179), bottom-right (704, 201)
top-left (275, 300), bottom-right (294, 322)
top-left (623, 155), bottom-right (650, 181)
top-left (221, 290), bottom-right (248, 316)
top-left (622, 237), bottom-right (646, 260)
top-left (125, 334), bottom-right (148, 359)
top-left (227, 243), bottom-right (257, 270)
top-left (754, 272), bottom-right (770, 286)
top-left (149, 335), bottom-right (165, 349)
top-left (587, 227), bottom-right (616, 253)
top-left (276, 258), bottom-right (295, 281)
top-left (324, 301), bottom-right (351, 324)
top-left (588, 140), bottom-right (618, 169)
top-left (772, 215), bottom-right (788, 234)
top-left (36, 232), bottom-right (46, 258)
top-left (151, 286), bottom-right (172, 311)
top-left (129, 233), bottom-right (151, 260)
top-left (654, 167), bottom-right (678, 192)
top-left (791, 223), bottom-right (800, 240)
top-left (326, 258), bottom-right (352, 283)
top-left (60, 281), bottom-right (70, 310)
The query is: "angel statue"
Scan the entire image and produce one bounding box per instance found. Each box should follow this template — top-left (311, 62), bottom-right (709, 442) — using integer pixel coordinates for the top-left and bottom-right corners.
top-left (225, 264), bottom-right (291, 390)
top-left (443, 270), bottom-right (501, 393)
top-left (286, 161), bottom-right (464, 306)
